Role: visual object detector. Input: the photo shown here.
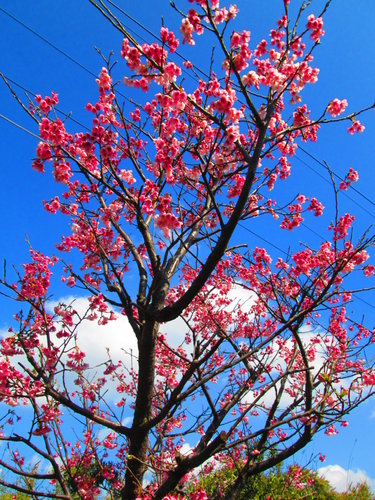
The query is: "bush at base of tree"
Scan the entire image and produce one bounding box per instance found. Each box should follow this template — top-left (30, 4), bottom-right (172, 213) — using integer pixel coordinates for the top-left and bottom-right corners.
top-left (187, 464), bottom-right (374, 500)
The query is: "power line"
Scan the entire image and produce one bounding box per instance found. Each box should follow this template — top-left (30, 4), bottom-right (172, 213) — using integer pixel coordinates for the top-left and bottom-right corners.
top-left (1, 6), bottom-right (374, 294)
top-left (294, 153), bottom-right (375, 220)
top-left (1, 73), bottom-right (92, 133)
top-left (299, 145), bottom-right (375, 209)
top-left (2, 3), bottom-right (374, 228)
top-left (2, 4), bottom-right (374, 233)
top-left (106, 0), bottom-right (162, 43)
top-left (0, 6), bottom-right (143, 111)
top-left (238, 222), bottom-right (288, 256)
top-left (0, 112), bottom-right (41, 140)
top-left (1, 5), bottom-right (374, 322)
top-left (103, 1), bottom-right (375, 217)
top-left (0, 7), bottom-right (98, 79)
top-left (0, 100), bottom-right (364, 264)
top-left (104, 0), bottom-right (210, 80)
top-left (1, 110), bottom-right (374, 313)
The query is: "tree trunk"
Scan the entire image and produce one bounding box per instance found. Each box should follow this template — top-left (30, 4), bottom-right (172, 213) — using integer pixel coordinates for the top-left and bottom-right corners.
top-left (122, 319), bottom-right (158, 499)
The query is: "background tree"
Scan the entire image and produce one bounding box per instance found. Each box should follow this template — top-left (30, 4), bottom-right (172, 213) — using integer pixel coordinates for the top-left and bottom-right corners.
top-left (188, 462), bottom-right (374, 499)
top-left (0, 0), bottom-right (374, 498)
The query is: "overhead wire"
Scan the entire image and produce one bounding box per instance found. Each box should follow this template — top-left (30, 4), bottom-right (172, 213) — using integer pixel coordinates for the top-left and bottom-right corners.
top-left (0, 7), bottom-right (98, 79)
top-left (299, 145), bottom-right (375, 210)
top-left (1, 93), bottom-right (374, 313)
top-left (0, 112), bottom-right (41, 140)
top-left (103, 0), bottom-right (375, 214)
top-left (103, 0), bottom-right (210, 80)
top-left (1, 4), bottom-right (374, 315)
top-left (81, 2), bottom-right (375, 313)
top-left (238, 222), bottom-right (288, 256)
top-left (2, 3), bottom-right (374, 225)
top-left (0, 6), bottom-right (155, 111)
top-left (1, 5), bottom-right (373, 232)
top-left (0, 73), bottom-right (92, 133)
top-left (294, 153), bottom-right (375, 220)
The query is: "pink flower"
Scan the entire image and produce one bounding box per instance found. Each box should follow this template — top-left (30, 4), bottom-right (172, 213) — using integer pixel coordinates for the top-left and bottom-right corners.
top-left (160, 27), bottom-right (179, 53)
top-left (325, 424), bottom-right (338, 436)
top-left (363, 372), bottom-right (375, 385)
top-left (243, 70), bottom-right (259, 89)
top-left (96, 67), bottom-right (112, 92)
top-left (347, 119), bottom-right (365, 134)
top-left (306, 14), bottom-right (325, 42)
top-left (339, 167), bottom-right (359, 190)
top-left (35, 91), bottom-right (58, 115)
top-left (32, 158), bottom-right (45, 173)
top-left (180, 18), bottom-right (195, 45)
top-left (364, 265), bottom-right (375, 277)
top-left (327, 98), bottom-right (348, 117)
top-left (19, 250), bottom-right (56, 300)
top-left (36, 141), bottom-right (52, 160)
top-left (254, 39), bottom-right (267, 57)
top-left (155, 213), bottom-right (182, 238)
top-left (331, 213), bottom-right (355, 241)
top-left (189, 489), bottom-right (208, 500)
top-left (33, 425), bottom-right (51, 436)
top-left (102, 432), bottom-right (118, 450)
top-left (308, 197), bottom-right (324, 216)
top-left (53, 159), bottom-right (72, 184)
top-left (119, 169), bottom-right (136, 184)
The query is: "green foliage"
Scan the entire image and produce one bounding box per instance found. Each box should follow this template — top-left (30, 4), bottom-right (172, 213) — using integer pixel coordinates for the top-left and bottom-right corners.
top-left (0, 465), bottom-right (39, 499)
top-left (0, 484), bottom-right (35, 499)
top-left (0, 487), bottom-right (49, 498)
top-left (59, 457), bottom-right (122, 498)
top-left (0, 458), bottom-right (122, 499)
top-left (339, 481), bottom-right (374, 500)
top-left (188, 463), bottom-right (375, 500)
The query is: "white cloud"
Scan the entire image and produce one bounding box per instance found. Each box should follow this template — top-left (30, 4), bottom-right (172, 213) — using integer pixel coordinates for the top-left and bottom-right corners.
top-left (47, 296), bottom-right (138, 369)
top-left (243, 378), bottom-right (295, 410)
top-left (318, 464), bottom-right (375, 493)
top-left (224, 285), bottom-right (257, 315)
top-left (179, 442), bottom-right (193, 457)
top-left (0, 285), bottom-right (256, 404)
top-left (242, 323), bottom-right (355, 413)
top-left (160, 283), bottom-right (256, 352)
top-left (48, 296), bottom-right (141, 403)
top-left (0, 296), bottom-right (139, 403)
top-left (49, 296), bottom-right (198, 368)
top-left (161, 315), bottom-right (190, 350)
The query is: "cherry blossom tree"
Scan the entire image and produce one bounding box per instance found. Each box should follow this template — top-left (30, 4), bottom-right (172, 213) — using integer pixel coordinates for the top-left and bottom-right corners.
top-left (0, 0), bottom-right (374, 498)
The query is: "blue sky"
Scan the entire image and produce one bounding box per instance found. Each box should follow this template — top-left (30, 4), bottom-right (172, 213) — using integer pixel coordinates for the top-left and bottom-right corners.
top-left (0, 0), bottom-right (375, 492)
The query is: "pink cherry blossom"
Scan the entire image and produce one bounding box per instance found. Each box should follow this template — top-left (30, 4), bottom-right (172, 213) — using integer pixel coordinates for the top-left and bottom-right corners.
top-left (347, 119), bottom-right (365, 134)
top-left (327, 98), bottom-right (348, 117)
top-left (306, 14), bottom-right (325, 42)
